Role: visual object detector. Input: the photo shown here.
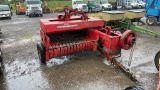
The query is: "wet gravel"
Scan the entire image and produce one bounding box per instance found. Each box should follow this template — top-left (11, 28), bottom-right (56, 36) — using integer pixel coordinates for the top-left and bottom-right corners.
top-left (0, 12), bottom-right (160, 90)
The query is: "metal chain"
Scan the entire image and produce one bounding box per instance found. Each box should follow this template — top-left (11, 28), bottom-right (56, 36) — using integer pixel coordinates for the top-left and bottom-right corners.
top-left (128, 42), bottom-right (136, 67)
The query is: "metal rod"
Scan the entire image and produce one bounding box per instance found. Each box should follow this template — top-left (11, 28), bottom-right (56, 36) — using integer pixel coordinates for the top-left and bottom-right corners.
top-left (98, 47), bottom-right (137, 82)
top-left (111, 58), bottom-right (137, 82)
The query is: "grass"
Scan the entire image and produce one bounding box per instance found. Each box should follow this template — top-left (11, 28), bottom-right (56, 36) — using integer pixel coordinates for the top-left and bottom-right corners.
top-left (10, 0), bottom-right (115, 12)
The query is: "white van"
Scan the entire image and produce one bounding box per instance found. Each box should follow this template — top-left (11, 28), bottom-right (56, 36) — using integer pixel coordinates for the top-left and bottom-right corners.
top-left (0, 5), bottom-right (12, 19)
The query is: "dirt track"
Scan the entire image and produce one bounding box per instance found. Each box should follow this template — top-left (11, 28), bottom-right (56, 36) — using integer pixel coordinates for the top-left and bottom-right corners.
top-left (0, 12), bottom-right (160, 90)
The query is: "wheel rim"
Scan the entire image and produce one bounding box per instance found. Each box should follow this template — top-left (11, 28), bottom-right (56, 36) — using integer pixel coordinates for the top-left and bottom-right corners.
top-left (121, 30), bottom-right (136, 50)
top-left (148, 17), bottom-right (154, 25)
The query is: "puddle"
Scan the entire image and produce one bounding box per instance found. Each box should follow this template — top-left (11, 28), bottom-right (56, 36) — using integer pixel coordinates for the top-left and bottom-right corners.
top-left (47, 56), bottom-right (70, 67)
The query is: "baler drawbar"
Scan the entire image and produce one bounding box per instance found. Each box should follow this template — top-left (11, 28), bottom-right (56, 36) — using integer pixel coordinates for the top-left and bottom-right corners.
top-left (38, 8), bottom-right (137, 81)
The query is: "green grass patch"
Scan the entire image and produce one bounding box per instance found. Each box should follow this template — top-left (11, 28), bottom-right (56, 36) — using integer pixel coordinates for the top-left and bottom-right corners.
top-left (23, 32), bottom-right (33, 39)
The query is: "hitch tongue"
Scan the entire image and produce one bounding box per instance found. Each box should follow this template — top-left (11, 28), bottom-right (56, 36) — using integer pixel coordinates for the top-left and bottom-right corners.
top-left (111, 58), bottom-right (137, 82)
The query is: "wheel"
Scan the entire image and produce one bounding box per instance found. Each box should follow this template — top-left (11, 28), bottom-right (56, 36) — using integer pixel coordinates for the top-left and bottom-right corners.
top-left (40, 14), bottom-right (43, 17)
top-left (146, 16), bottom-right (157, 26)
top-left (124, 86), bottom-right (144, 90)
top-left (122, 6), bottom-right (126, 10)
top-left (102, 6), bottom-right (105, 11)
top-left (8, 17), bottom-right (11, 19)
top-left (29, 14), bottom-right (32, 17)
top-left (139, 5), bottom-right (142, 9)
top-left (131, 6), bottom-right (134, 9)
top-left (154, 51), bottom-right (160, 71)
top-left (26, 12), bottom-right (28, 16)
top-left (121, 30), bottom-right (136, 50)
top-left (37, 42), bottom-right (46, 64)
top-left (0, 49), bottom-right (4, 74)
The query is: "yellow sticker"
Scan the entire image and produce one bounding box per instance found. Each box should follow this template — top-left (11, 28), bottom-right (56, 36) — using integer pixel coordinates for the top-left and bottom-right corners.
top-left (159, 58), bottom-right (160, 64)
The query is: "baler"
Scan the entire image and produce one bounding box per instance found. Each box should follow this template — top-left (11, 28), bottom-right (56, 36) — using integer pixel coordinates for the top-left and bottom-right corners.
top-left (38, 8), bottom-right (137, 81)
top-left (145, 0), bottom-right (160, 26)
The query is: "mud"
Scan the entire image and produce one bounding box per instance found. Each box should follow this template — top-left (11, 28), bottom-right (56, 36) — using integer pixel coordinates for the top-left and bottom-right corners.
top-left (0, 12), bottom-right (159, 90)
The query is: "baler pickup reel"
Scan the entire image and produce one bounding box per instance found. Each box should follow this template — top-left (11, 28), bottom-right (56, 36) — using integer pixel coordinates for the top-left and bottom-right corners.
top-left (38, 8), bottom-right (137, 81)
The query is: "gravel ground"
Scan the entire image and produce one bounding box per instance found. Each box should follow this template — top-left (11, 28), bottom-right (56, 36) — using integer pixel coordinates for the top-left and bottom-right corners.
top-left (0, 12), bottom-right (159, 90)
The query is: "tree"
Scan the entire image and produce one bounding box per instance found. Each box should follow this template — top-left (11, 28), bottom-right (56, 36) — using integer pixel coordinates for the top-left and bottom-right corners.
top-left (0, 0), bottom-right (5, 4)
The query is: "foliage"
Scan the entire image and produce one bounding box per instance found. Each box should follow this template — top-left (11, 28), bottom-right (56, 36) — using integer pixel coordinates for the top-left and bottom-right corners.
top-left (0, 0), bottom-right (6, 4)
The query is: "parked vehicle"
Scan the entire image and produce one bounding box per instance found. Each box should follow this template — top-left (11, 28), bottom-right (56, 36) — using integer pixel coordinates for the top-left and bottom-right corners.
top-left (24, 0), bottom-right (43, 17)
top-left (130, 0), bottom-right (139, 9)
top-left (72, 0), bottom-right (88, 12)
top-left (54, 3), bottom-right (63, 12)
top-left (116, 0), bottom-right (132, 10)
top-left (0, 5), bottom-right (12, 19)
top-left (136, 0), bottom-right (146, 8)
top-left (15, 2), bottom-right (26, 15)
top-left (42, 1), bottom-right (53, 13)
top-left (109, 1), bottom-right (117, 10)
top-left (87, 0), bottom-right (102, 13)
top-left (98, 0), bottom-right (112, 11)
top-left (145, 0), bottom-right (160, 26)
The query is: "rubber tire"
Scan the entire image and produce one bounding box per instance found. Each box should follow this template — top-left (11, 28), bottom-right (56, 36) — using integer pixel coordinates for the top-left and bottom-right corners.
top-left (154, 51), bottom-right (160, 71)
top-left (40, 14), bottom-right (43, 17)
top-left (29, 14), bottom-right (31, 17)
top-left (131, 6), bottom-right (134, 9)
top-left (0, 49), bottom-right (4, 74)
top-left (139, 5), bottom-right (142, 9)
top-left (8, 17), bottom-right (11, 19)
top-left (122, 6), bottom-right (126, 10)
top-left (108, 8), bottom-right (111, 11)
top-left (146, 16), bottom-right (157, 26)
top-left (26, 12), bottom-right (28, 16)
top-left (124, 86), bottom-right (144, 90)
top-left (102, 6), bottom-right (105, 11)
top-left (37, 42), bottom-right (46, 64)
